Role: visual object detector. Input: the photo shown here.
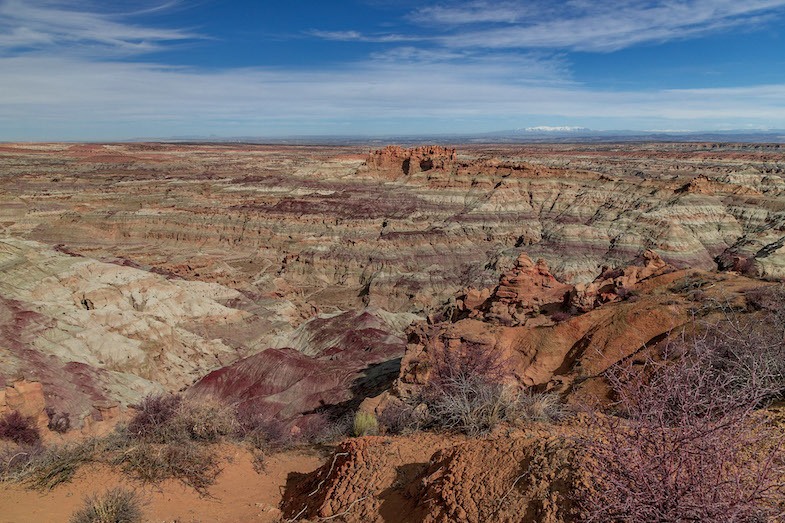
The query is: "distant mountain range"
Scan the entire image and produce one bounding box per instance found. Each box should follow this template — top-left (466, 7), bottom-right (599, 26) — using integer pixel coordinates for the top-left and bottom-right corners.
top-left (131, 128), bottom-right (785, 145)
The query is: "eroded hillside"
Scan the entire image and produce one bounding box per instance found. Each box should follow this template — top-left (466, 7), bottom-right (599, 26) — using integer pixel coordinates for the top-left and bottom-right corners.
top-left (1, 141), bottom-right (785, 425)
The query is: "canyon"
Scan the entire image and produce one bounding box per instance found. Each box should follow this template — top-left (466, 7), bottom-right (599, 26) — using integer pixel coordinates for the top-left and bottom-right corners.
top-left (1, 142), bottom-right (784, 521)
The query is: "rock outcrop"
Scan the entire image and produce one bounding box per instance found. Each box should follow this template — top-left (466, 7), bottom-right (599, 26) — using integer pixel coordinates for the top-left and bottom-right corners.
top-left (359, 145), bottom-right (457, 180)
top-left (0, 238), bottom-right (296, 426)
top-left (393, 251), bottom-right (757, 401)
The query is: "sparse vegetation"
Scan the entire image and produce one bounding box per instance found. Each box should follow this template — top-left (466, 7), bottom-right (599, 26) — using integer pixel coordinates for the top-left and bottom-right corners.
top-left (377, 401), bottom-right (423, 435)
top-left (70, 487), bottom-right (143, 523)
top-left (4, 439), bottom-right (101, 490)
top-left (578, 313), bottom-right (785, 522)
top-left (112, 439), bottom-right (219, 495)
top-left (426, 374), bottom-right (520, 436)
top-left (419, 342), bottom-right (521, 436)
top-left (551, 310), bottom-right (573, 322)
top-left (0, 395), bottom-right (235, 494)
top-left (0, 411), bottom-right (40, 446)
top-left (515, 390), bottom-right (566, 423)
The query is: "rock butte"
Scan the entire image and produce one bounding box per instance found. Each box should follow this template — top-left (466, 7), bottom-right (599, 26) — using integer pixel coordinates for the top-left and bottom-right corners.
top-left (0, 142), bottom-right (785, 520)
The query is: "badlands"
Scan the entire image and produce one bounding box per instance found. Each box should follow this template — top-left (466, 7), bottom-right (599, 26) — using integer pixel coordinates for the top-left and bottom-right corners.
top-left (1, 142), bottom-right (784, 522)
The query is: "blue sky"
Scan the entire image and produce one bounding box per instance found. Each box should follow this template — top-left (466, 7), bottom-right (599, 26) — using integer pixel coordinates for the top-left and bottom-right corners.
top-left (1, 0), bottom-right (785, 140)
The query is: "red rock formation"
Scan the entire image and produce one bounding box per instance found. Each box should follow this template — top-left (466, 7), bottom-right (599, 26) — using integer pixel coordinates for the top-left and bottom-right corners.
top-left (360, 145), bottom-right (456, 180)
top-left (474, 253), bottom-right (572, 326)
top-left (393, 253), bottom-right (717, 400)
top-left (569, 250), bottom-right (673, 312)
top-left (0, 380), bottom-right (46, 423)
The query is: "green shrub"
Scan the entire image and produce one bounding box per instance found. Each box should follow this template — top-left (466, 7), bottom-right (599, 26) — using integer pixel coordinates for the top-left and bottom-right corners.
top-left (352, 411), bottom-right (379, 437)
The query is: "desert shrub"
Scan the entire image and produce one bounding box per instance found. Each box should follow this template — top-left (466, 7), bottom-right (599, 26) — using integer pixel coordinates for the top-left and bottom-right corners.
top-left (514, 391), bottom-right (566, 423)
top-left (352, 412), bottom-right (379, 437)
top-left (578, 343), bottom-right (785, 522)
top-left (236, 411), bottom-right (293, 450)
top-left (427, 375), bottom-right (521, 436)
top-left (695, 300), bottom-right (785, 405)
top-left (427, 341), bottom-right (512, 391)
top-left (0, 411), bottom-right (40, 445)
top-left (45, 407), bottom-right (71, 434)
top-left (11, 439), bottom-right (102, 490)
top-left (127, 394), bottom-right (236, 444)
top-left (745, 284), bottom-right (785, 313)
top-left (112, 439), bottom-right (219, 495)
top-left (0, 443), bottom-right (43, 483)
top-left (670, 273), bottom-right (710, 293)
top-left (423, 342), bottom-right (518, 436)
top-left (421, 343), bottom-right (516, 436)
top-left (126, 393), bottom-right (182, 442)
top-left (70, 487), bottom-right (143, 523)
top-left (377, 402), bottom-right (422, 435)
top-left (298, 413), bottom-right (351, 445)
top-left (172, 399), bottom-right (238, 443)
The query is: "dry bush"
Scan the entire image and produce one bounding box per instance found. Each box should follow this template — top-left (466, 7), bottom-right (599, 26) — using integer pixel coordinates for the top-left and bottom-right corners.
top-left (422, 341), bottom-right (519, 436)
top-left (0, 443), bottom-right (43, 483)
top-left (514, 391), bottom-right (566, 423)
top-left (551, 310), bottom-right (573, 323)
top-left (172, 399), bottom-right (238, 443)
top-left (377, 401), bottom-right (423, 435)
top-left (126, 394), bottom-right (181, 441)
top-left (127, 394), bottom-right (237, 444)
top-left (426, 375), bottom-right (520, 436)
top-left (112, 439), bottom-right (219, 495)
top-left (298, 413), bottom-right (351, 445)
top-left (236, 411), bottom-right (293, 450)
top-left (695, 292), bottom-right (785, 406)
top-left (0, 411), bottom-right (40, 446)
top-left (3, 439), bottom-right (103, 490)
top-left (427, 341), bottom-right (512, 391)
top-left (578, 334), bottom-right (785, 522)
top-left (70, 487), bottom-right (143, 523)
top-left (2, 395), bottom-right (231, 495)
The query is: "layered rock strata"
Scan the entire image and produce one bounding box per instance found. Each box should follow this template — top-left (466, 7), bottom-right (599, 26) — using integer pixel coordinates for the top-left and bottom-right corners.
top-left (1, 142), bottom-right (783, 320)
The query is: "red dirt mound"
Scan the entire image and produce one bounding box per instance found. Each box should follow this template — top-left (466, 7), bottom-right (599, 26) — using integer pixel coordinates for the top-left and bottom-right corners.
top-left (280, 428), bottom-right (582, 522)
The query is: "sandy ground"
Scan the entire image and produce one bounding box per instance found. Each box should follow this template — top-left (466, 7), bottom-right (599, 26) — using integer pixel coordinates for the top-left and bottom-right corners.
top-left (0, 446), bottom-right (325, 523)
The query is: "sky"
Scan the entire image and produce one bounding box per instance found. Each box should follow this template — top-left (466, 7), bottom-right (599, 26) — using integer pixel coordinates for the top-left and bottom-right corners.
top-left (1, 0), bottom-right (785, 140)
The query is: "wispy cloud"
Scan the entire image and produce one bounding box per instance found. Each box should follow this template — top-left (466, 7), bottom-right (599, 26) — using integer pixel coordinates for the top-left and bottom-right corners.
top-left (435, 0), bottom-right (785, 51)
top-left (0, 0), bottom-right (199, 56)
top-left (307, 30), bottom-right (422, 43)
top-left (1, 1), bottom-right (784, 139)
top-left (3, 53), bottom-right (784, 139)
top-left (410, 2), bottom-right (527, 25)
top-left (321, 1), bottom-right (785, 52)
